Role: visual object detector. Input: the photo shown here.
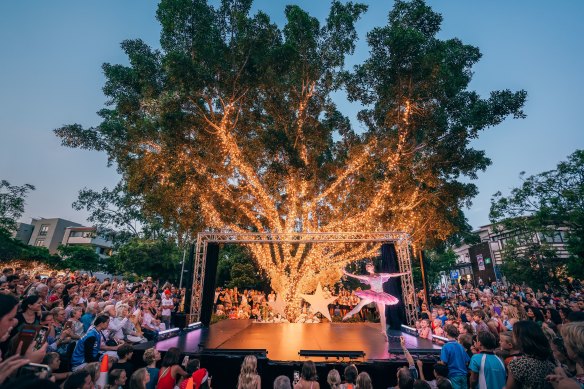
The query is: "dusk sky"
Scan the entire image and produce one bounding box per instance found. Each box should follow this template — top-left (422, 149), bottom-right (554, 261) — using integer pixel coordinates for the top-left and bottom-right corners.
top-left (1, 1), bottom-right (583, 231)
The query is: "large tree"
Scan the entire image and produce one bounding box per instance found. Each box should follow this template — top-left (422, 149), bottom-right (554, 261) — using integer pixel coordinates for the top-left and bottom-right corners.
top-left (107, 238), bottom-right (182, 283)
top-left (55, 0), bottom-right (525, 312)
top-left (0, 180), bottom-right (35, 233)
top-left (490, 149), bottom-right (584, 282)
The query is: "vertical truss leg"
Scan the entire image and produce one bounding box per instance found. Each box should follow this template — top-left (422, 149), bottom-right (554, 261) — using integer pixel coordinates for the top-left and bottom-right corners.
top-left (189, 235), bottom-right (207, 323)
top-left (397, 242), bottom-right (417, 325)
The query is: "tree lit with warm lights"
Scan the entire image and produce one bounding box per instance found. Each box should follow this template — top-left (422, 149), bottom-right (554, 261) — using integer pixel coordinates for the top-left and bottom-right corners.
top-left (56, 0), bottom-right (526, 313)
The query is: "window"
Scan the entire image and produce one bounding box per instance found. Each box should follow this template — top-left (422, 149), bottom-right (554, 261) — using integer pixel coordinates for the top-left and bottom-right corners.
top-left (34, 239), bottom-right (45, 247)
top-left (38, 224), bottom-right (49, 236)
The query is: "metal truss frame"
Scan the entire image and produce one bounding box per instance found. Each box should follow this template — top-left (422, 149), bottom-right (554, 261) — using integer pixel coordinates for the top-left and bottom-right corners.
top-left (190, 231), bottom-right (418, 325)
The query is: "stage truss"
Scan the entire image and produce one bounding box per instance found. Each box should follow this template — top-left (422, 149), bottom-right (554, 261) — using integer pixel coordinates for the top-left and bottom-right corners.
top-left (190, 231), bottom-right (418, 325)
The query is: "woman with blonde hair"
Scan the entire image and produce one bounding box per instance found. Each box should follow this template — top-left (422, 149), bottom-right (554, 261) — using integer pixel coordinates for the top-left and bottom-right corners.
top-left (560, 321), bottom-right (584, 386)
top-left (327, 369), bottom-right (341, 389)
top-left (83, 361), bottom-right (101, 387)
top-left (237, 355), bottom-right (261, 389)
top-left (355, 372), bottom-right (372, 389)
top-left (129, 368), bottom-right (150, 389)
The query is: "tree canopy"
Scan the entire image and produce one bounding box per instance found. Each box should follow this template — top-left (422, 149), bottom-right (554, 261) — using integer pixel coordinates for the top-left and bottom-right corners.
top-left (490, 149), bottom-right (584, 283)
top-left (55, 0), bottom-right (526, 308)
top-left (0, 180), bottom-right (35, 233)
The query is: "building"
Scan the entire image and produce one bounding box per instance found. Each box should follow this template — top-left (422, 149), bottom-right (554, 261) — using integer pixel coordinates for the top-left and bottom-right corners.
top-left (27, 218), bottom-right (83, 254)
top-left (452, 222), bottom-right (571, 285)
top-left (62, 226), bottom-right (113, 258)
top-left (11, 222), bottom-right (34, 244)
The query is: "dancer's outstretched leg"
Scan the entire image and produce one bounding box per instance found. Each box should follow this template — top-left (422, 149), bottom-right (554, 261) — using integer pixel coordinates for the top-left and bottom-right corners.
top-left (377, 302), bottom-right (388, 341)
top-left (343, 299), bottom-right (370, 321)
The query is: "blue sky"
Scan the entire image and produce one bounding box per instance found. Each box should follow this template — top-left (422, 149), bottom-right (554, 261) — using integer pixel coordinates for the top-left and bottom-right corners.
top-left (1, 1), bottom-right (583, 230)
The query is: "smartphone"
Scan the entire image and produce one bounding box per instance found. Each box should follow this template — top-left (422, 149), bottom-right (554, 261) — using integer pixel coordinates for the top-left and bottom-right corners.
top-left (182, 356), bottom-right (189, 366)
top-left (64, 320), bottom-right (73, 330)
top-left (18, 363), bottom-right (51, 379)
top-left (33, 326), bottom-right (49, 350)
top-left (293, 371), bottom-right (300, 385)
top-left (13, 325), bottom-right (39, 356)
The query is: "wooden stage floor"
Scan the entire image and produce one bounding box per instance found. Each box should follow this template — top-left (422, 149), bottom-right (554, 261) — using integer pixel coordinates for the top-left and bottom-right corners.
top-left (155, 320), bottom-right (441, 362)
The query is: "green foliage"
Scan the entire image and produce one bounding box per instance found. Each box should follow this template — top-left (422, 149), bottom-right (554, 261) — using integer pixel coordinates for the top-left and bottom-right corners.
top-left (0, 219), bottom-right (57, 264)
top-left (216, 245), bottom-right (268, 290)
top-left (54, 0), bottom-right (526, 255)
top-left (58, 244), bottom-right (102, 273)
top-left (498, 237), bottom-right (564, 289)
top-left (108, 238), bottom-right (182, 283)
top-left (424, 249), bottom-right (456, 287)
top-left (0, 180), bottom-right (34, 232)
top-left (72, 183), bottom-right (198, 247)
top-left (490, 150), bottom-right (584, 283)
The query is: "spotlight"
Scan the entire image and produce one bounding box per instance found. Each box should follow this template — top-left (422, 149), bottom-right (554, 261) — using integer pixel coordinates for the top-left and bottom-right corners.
top-left (401, 324), bottom-right (418, 336)
top-left (183, 321), bottom-right (202, 332)
top-left (158, 327), bottom-right (180, 340)
top-left (432, 334), bottom-right (449, 343)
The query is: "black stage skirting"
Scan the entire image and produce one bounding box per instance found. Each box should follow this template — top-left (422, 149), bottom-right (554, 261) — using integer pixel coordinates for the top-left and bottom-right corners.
top-left (132, 320), bottom-right (442, 388)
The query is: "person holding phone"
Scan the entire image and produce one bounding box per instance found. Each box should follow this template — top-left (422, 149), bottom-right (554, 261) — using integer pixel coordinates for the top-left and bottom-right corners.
top-left (294, 360), bottom-right (319, 389)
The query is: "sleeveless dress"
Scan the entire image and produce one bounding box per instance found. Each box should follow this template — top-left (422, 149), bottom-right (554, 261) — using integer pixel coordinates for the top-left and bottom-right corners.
top-left (156, 366), bottom-right (176, 389)
top-left (354, 275), bottom-right (400, 305)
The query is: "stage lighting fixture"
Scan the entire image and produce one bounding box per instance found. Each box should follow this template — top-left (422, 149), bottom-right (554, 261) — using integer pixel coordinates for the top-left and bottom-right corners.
top-left (183, 321), bottom-right (203, 332)
top-left (432, 334), bottom-right (449, 343)
top-left (401, 324), bottom-right (418, 336)
top-left (298, 350), bottom-right (365, 360)
top-left (158, 327), bottom-right (181, 340)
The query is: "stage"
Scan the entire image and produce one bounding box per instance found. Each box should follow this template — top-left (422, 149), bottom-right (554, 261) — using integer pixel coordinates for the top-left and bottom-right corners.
top-left (154, 319), bottom-right (441, 361)
top-left (130, 320), bottom-right (443, 388)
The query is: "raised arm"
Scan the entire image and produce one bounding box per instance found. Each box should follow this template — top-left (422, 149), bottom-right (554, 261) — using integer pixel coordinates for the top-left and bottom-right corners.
top-left (379, 272), bottom-right (409, 281)
top-left (343, 269), bottom-right (370, 283)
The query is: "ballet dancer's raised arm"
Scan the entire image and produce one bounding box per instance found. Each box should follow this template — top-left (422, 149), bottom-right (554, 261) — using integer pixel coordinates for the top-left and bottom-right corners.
top-left (343, 269), bottom-right (370, 283)
top-left (379, 272), bottom-right (409, 281)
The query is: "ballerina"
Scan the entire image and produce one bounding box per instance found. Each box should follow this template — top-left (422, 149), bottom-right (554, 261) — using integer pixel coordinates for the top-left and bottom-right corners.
top-left (342, 261), bottom-right (409, 339)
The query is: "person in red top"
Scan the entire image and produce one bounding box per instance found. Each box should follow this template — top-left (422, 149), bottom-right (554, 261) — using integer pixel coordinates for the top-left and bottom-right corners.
top-left (180, 368), bottom-right (211, 389)
top-left (156, 348), bottom-right (188, 389)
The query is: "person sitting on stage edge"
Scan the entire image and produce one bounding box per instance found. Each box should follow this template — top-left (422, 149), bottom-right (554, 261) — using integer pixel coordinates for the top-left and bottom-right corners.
top-left (294, 360), bottom-right (320, 389)
top-left (439, 325), bottom-right (469, 389)
top-left (237, 355), bottom-right (261, 389)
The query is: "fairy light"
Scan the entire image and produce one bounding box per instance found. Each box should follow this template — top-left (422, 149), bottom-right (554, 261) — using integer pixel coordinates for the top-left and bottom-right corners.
top-left (134, 92), bottom-right (460, 317)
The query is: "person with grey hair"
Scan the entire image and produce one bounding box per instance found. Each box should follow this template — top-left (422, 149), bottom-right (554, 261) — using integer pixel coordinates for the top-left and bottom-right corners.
top-left (273, 375), bottom-right (292, 389)
top-left (81, 302), bottom-right (97, 332)
top-left (36, 283), bottom-right (49, 298)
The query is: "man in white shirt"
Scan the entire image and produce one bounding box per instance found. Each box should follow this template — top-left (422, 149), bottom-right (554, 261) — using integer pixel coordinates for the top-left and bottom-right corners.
top-left (161, 290), bottom-right (174, 329)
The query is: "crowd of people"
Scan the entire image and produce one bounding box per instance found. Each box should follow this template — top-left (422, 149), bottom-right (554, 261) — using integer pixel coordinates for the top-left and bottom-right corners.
top-left (214, 286), bottom-right (378, 323)
top-left (2, 264), bottom-right (584, 389)
top-left (0, 266), bottom-right (186, 388)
